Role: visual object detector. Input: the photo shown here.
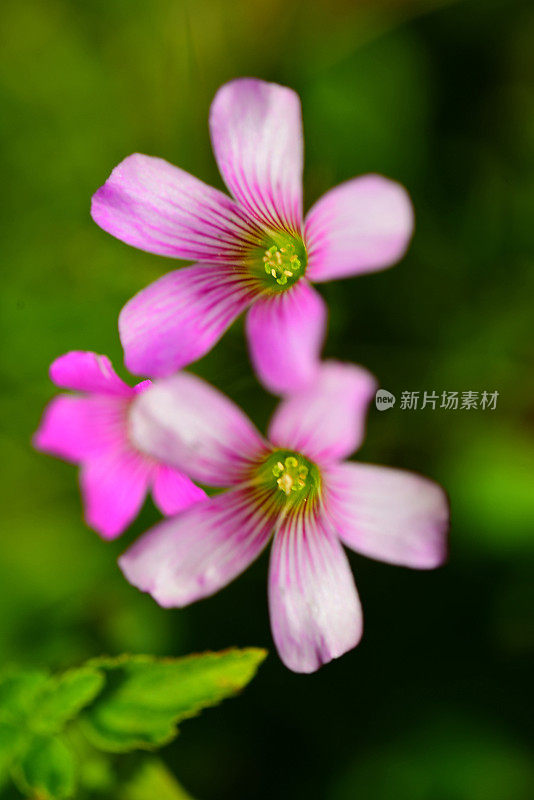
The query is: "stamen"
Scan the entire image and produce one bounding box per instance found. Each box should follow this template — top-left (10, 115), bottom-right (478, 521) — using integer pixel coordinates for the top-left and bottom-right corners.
top-left (272, 455), bottom-right (310, 496)
top-left (263, 244), bottom-right (302, 286)
top-left (252, 449), bottom-right (321, 511)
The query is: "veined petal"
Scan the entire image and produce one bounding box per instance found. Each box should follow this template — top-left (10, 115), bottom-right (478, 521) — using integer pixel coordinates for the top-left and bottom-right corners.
top-left (119, 486), bottom-right (277, 607)
top-left (268, 361), bottom-right (377, 464)
top-left (325, 462), bottom-right (449, 569)
top-left (151, 464), bottom-right (207, 516)
top-left (305, 175), bottom-right (414, 282)
top-left (246, 280), bottom-right (326, 396)
top-left (80, 449), bottom-right (152, 539)
top-left (119, 263), bottom-right (257, 377)
top-left (130, 371), bottom-right (268, 487)
top-left (269, 507), bottom-right (362, 673)
top-left (210, 78), bottom-right (303, 233)
top-left (49, 351), bottom-right (132, 397)
top-left (33, 395), bottom-right (129, 463)
top-left (91, 154), bottom-right (263, 261)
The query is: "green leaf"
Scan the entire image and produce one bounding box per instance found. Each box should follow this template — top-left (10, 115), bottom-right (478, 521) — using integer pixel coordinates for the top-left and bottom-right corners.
top-left (13, 735), bottom-right (76, 799)
top-left (120, 758), bottom-right (194, 800)
top-left (82, 648), bottom-right (267, 752)
top-left (0, 667), bottom-right (103, 793)
top-left (0, 721), bottom-right (24, 784)
top-left (64, 723), bottom-right (116, 795)
top-left (0, 671), bottom-right (49, 723)
top-left (32, 667), bottom-right (105, 735)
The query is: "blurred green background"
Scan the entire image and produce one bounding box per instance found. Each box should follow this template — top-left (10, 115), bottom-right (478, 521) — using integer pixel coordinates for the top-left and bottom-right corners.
top-left (1, 0), bottom-right (533, 797)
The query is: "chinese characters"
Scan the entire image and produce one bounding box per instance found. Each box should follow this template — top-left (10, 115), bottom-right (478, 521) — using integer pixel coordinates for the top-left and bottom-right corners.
top-left (398, 390), bottom-right (499, 410)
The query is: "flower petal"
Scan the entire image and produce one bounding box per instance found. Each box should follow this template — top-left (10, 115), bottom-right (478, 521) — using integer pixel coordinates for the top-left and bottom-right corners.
top-left (33, 395), bottom-right (129, 463)
top-left (91, 153), bottom-right (262, 261)
top-left (80, 449), bottom-right (152, 539)
top-left (130, 372), bottom-right (268, 486)
top-left (305, 175), bottom-right (414, 282)
top-left (49, 352), bottom-right (132, 396)
top-left (119, 263), bottom-right (257, 377)
top-left (210, 78), bottom-right (303, 232)
top-left (119, 486), bottom-right (276, 607)
top-left (246, 280), bottom-right (326, 396)
top-left (151, 464), bottom-right (207, 516)
top-left (326, 462), bottom-right (449, 569)
top-left (268, 361), bottom-right (377, 464)
top-left (269, 508), bottom-right (362, 673)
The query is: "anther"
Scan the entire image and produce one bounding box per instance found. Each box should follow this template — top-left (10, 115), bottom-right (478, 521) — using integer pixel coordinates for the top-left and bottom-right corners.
top-left (272, 455), bottom-right (309, 496)
top-left (263, 244), bottom-right (302, 286)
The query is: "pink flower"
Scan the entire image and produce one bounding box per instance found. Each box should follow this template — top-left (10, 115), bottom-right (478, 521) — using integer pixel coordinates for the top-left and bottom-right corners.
top-left (119, 362), bottom-right (449, 673)
top-left (33, 351), bottom-right (206, 539)
top-left (91, 78), bottom-right (414, 394)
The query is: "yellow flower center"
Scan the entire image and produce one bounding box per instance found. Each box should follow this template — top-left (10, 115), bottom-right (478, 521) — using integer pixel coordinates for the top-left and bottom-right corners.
top-left (263, 244), bottom-right (303, 287)
top-left (272, 455), bottom-right (309, 495)
top-left (250, 450), bottom-right (321, 517)
top-left (247, 234), bottom-right (307, 293)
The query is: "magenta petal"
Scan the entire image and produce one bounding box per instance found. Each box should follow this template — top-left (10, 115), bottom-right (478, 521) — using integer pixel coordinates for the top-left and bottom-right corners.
top-left (210, 78), bottom-right (303, 232)
top-left (119, 263), bottom-right (257, 377)
top-left (91, 154), bottom-right (262, 261)
top-left (151, 465), bottom-right (207, 516)
top-left (33, 395), bottom-right (129, 463)
top-left (269, 510), bottom-right (362, 673)
top-left (326, 462), bottom-right (449, 569)
top-left (49, 351), bottom-right (132, 396)
top-left (268, 361), bottom-right (377, 464)
top-left (80, 450), bottom-right (152, 539)
top-left (119, 487), bottom-right (275, 607)
top-left (246, 280), bottom-right (326, 396)
top-left (130, 372), bottom-right (268, 487)
top-left (305, 175), bottom-right (414, 282)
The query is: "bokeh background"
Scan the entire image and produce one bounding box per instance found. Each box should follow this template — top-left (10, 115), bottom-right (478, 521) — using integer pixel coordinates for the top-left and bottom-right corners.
top-left (1, 0), bottom-right (533, 797)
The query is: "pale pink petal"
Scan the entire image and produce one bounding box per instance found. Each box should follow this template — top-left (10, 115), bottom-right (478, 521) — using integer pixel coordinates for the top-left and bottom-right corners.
top-left (151, 464), bottom-right (207, 516)
top-left (210, 78), bottom-right (303, 232)
top-left (245, 280), bottom-right (326, 396)
top-left (130, 372), bottom-right (268, 486)
top-left (119, 263), bottom-right (258, 377)
top-left (119, 486), bottom-right (277, 606)
top-left (33, 395), bottom-right (129, 463)
top-left (325, 462), bottom-right (449, 569)
top-left (91, 154), bottom-right (262, 261)
top-left (269, 509), bottom-right (362, 673)
top-left (305, 175), bottom-right (414, 282)
top-left (50, 352), bottom-right (132, 396)
top-left (133, 380), bottom-right (152, 395)
top-left (268, 361), bottom-right (377, 464)
top-left (80, 449), bottom-right (152, 539)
